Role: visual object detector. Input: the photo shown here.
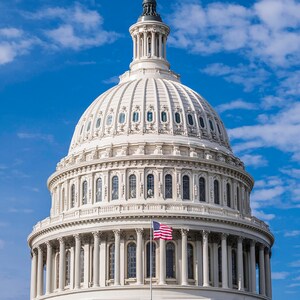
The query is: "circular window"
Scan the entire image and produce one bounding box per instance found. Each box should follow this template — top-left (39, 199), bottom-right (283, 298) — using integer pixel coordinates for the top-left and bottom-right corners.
top-left (106, 115), bottom-right (113, 126)
top-left (209, 120), bottom-right (214, 131)
top-left (199, 117), bottom-right (205, 128)
top-left (175, 112), bottom-right (181, 124)
top-left (96, 118), bottom-right (101, 128)
top-left (188, 114), bottom-right (194, 126)
top-left (119, 113), bottom-right (126, 124)
top-left (87, 121), bottom-right (91, 132)
top-left (147, 111), bottom-right (153, 122)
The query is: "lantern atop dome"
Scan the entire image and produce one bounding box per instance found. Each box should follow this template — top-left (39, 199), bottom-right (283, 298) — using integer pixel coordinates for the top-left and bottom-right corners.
top-left (139, 0), bottom-right (162, 22)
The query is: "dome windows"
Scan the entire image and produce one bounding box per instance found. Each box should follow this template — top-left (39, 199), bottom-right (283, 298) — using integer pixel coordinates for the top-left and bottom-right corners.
top-left (147, 111), bottom-right (153, 122)
top-left (175, 112), bottom-right (181, 124)
top-left (209, 119), bottom-right (215, 131)
top-left (119, 112), bottom-right (126, 124)
top-left (199, 117), bottom-right (205, 128)
top-left (129, 174), bottom-right (137, 199)
top-left (214, 180), bottom-right (220, 204)
top-left (107, 115), bottom-right (113, 126)
top-left (82, 181), bottom-right (87, 205)
top-left (165, 174), bottom-right (173, 199)
top-left (188, 114), bottom-right (194, 126)
top-left (199, 177), bottom-right (206, 202)
top-left (217, 123), bottom-right (222, 135)
top-left (147, 174), bottom-right (154, 198)
top-left (96, 118), bottom-right (101, 129)
top-left (182, 175), bottom-right (190, 200)
top-left (161, 111), bottom-right (168, 123)
top-left (132, 112), bottom-right (139, 123)
top-left (96, 178), bottom-right (102, 203)
top-left (87, 121), bottom-right (91, 132)
top-left (112, 176), bottom-right (119, 200)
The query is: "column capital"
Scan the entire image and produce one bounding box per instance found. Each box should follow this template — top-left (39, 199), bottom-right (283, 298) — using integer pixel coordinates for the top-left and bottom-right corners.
top-left (92, 231), bottom-right (101, 239)
top-left (221, 233), bottom-right (228, 240)
top-left (74, 233), bottom-right (81, 241)
top-left (31, 248), bottom-right (38, 257)
top-left (113, 229), bottom-right (121, 238)
top-left (58, 237), bottom-right (65, 244)
top-left (250, 239), bottom-right (257, 247)
top-left (181, 228), bottom-right (189, 236)
top-left (237, 236), bottom-right (244, 243)
top-left (135, 228), bottom-right (144, 235)
top-left (202, 230), bottom-right (209, 239)
top-left (259, 243), bottom-right (266, 251)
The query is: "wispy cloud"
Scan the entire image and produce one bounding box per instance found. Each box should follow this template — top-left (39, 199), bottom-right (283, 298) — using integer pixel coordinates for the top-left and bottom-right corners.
top-left (290, 260), bottom-right (300, 268)
top-left (239, 154), bottom-right (268, 168)
top-left (17, 132), bottom-right (54, 143)
top-left (8, 208), bottom-right (34, 214)
top-left (216, 99), bottom-right (257, 113)
top-left (272, 272), bottom-right (289, 280)
top-left (285, 231), bottom-right (300, 237)
top-left (102, 76), bottom-right (119, 85)
top-left (169, 0), bottom-right (300, 67)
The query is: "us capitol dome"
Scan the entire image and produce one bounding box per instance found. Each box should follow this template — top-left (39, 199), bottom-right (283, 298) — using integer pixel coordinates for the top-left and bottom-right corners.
top-left (28, 1), bottom-right (274, 299)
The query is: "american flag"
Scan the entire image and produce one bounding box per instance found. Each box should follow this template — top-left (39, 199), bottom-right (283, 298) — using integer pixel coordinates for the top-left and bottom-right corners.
top-left (152, 221), bottom-right (173, 240)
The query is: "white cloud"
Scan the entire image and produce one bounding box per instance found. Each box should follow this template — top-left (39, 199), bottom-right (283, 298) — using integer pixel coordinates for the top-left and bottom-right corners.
top-left (252, 209), bottom-right (275, 221)
top-left (102, 76), bottom-right (119, 85)
top-left (290, 260), bottom-right (300, 267)
top-left (229, 102), bottom-right (300, 160)
top-left (287, 283), bottom-right (300, 288)
top-left (28, 3), bottom-right (119, 50)
top-left (285, 231), bottom-right (300, 237)
top-left (272, 272), bottom-right (289, 280)
top-left (170, 0), bottom-right (300, 67)
top-left (17, 132), bottom-right (54, 143)
top-left (8, 208), bottom-right (34, 214)
top-left (202, 63), bottom-right (270, 92)
top-left (216, 99), bottom-right (257, 113)
top-left (240, 154), bottom-right (268, 168)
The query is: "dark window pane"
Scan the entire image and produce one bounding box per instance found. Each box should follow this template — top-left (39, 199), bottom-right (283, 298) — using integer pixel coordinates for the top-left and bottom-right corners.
top-left (166, 242), bottom-right (175, 278)
top-left (127, 243), bottom-right (136, 278)
top-left (183, 175), bottom-right (190, 200)
top-left (161, 111), bottom-right (167, 122)
top-left (214, 180), bottom-right (220, 204)
top-left (119, 113), bottom-right (126, 124)
top-left (129, 174), bottom-right (136, 198)
top-left (112, 176), bottom-right (119, 200)
top-left (147, 111), bottom-right (153, 122)
top-left (165, 174), bottom-right (173, 199)
top-left (188, 243), bottom-right (194, 279)
top-left (188, 114), bottom-right (194, 125)
top-left (199, 117), bottom-right (205, 128)
top-left (147, 174), bottom-right (154, 198)
top-left (209, 120), bottom-right (214, 131)
top-left (146, 242), bottom-right (156, 277)
top-left (199, 177), bottom-right (206, 202)
top-left (175, 112), bottom-right (181, 124)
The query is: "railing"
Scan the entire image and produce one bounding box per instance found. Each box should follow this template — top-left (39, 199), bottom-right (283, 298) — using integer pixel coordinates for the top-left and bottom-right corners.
top-left (31, 202), bottom-right (270, 235)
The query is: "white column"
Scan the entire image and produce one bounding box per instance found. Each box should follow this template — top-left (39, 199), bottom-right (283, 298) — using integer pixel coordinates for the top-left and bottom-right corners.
top-left (265, 248), bottom-right (272, 298)
top-left (237, 237), bottom-right (244, 291)
top-left (143, 32), bottom-right (147, 57)
top-left (136, 228), bottom-right (143, 285)
top-left (93, 232), bottom-right (100, 287)
top-left (74, 234), bottom-right (81, 289)
top-left (259, 245), bottom-right (266, 295)
top-left (250, 240), bottom-right (256, 293)
top-left (114, 230), bottom-right (121, 286)
top-left (30, 249), bottom-right (37, 299)
top-left (137, 34), bottom-right (140, 59)
top-left (181, 229), bottom-right (188, 285)
top-left (59, 238), bottom-right (66, 291)
top-left (221, 234), bottom-right (228, 288)
top-left (133, 36), bottom-right (136, 60)
top-left (227, 244), bottom-right (232, 289)
top-left (159, 239), bottom-right (166, 285)
top-left (159, 34), bottom-right (162, 58)
top-left (46, 242), bottom-right (53, 295)
top-left (37, 246), bottom-right (44, 297)
top-left (151, 31), bottom-right (155, 57)
top-left (196, 239), bottom-right (203, 286)
top-left (202, 231), bottom-right (210, 287)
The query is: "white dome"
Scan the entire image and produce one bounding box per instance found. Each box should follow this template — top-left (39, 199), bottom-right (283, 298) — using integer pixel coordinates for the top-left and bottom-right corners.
top-left (69, 75), bottom-right (231, 156)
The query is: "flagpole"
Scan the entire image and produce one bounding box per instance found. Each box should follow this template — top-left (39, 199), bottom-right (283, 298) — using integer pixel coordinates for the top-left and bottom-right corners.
top-left (150, 219), bottom-right (153, 300)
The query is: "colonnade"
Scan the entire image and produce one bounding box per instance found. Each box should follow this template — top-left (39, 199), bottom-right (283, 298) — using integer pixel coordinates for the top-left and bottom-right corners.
top-left (30, 229), bottom-right (272, 299)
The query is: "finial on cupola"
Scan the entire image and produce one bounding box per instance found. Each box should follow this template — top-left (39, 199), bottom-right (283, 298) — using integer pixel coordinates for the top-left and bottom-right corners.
top-left (139, 0), bottom-right (162, 22)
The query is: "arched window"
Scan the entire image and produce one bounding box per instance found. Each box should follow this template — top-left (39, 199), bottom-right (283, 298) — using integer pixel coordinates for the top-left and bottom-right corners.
top-left (199, 177), bottom-right (206, 202)
top-left (127, 243), bottom-right (137, 278)
top-left (106, 115), bottom-right (113, 126)
top-left (187, 243), bottom-right (194, 279)
top-left (56, 253), bottom-right (60, 289)
top-left (188, 114), bottom-right (194, 125)
top-left (166, 242), bottom-right (176, 279)
top-left (199, 117), bottom-right (205, 128)
top-left (96, 118), bottom-right (101, 128)
top-left (109, 244), bottom-right (115, 280)
top-left (227, 183), bottom-right (231, 208)
top-left (161, 111), bottom-right (167, 123)
top-left (237, 187), bottom-right (240, 211)
top-left (146, 242), bottom-right (156, 278)
top-left (147, 174), bottom-right (154, 198)
top-left (147, 111), bottom-right (153, 122)
top-left (214, 180), bottom-right (220, 205)
top-left (182, 175), bottom-right (190, 200)
top-left (232, 249), bottom-right (237, 286)
top-left (132, 112), bottom-right (139, 123)
top-left (129, 174), bottom-right (137, 199)
top-left (218, 247), bottom-right (222, 285)
top-left (119, 112), bottom-right (126, 124)
top-left (175, 112), bottom-right (181, 124)
top-left (71, 184), bottom-right (75, 208)
top-left (96, 178), bottom-right (102, 202)
top-left (82, 181), bottom-right (87, 205)
top-left (209, 120), bottom-right (214, 131)
top-left (80, 248), bottom-right (84, 283)
top-left (87, 121), bottom-right (91, 132)
top-left (112, 176), bottom-right (119, 200)
top-left (65, 251), bottom-right (71, 286)
top-left (148, 36), bottom-right (151, 55)
top-left (217, 123), bottom-right (222, 135)
top-left (165, 174), bottom-right (172, 199)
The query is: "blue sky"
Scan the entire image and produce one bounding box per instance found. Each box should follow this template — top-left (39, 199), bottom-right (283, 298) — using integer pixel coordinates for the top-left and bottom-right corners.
top-left (0, 0), bottom-right (299, 299)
